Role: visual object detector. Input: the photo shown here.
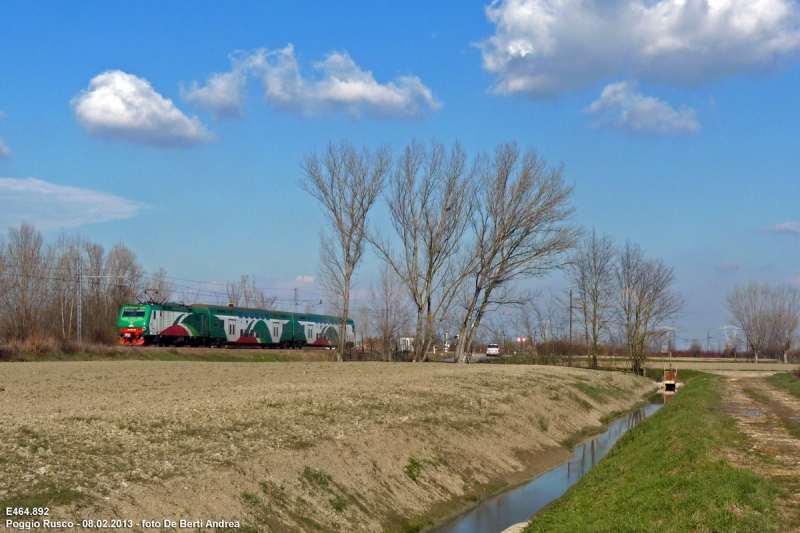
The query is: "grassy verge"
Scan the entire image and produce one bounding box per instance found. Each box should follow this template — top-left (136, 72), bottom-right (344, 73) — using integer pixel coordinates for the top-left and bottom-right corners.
top-left (524, 373), bottom-right (781, 533)
top-left (0, 344), bottom-right (332, 362)
top-left (767, 371), bottom-right (800, 399)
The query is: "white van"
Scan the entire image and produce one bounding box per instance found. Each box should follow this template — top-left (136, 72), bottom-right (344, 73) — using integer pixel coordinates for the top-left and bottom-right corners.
top-left (486, 343), bottom-right (500, 356)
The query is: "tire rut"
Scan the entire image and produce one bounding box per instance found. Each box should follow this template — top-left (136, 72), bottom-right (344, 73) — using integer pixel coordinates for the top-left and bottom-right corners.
top-left (719, 372), bottom-right (800, 532)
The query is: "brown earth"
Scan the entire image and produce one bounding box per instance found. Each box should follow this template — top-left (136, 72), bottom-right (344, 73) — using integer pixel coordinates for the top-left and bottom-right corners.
top-left (0, 362), bottom-right (655, 532)
top-left (715, 371), bottom-right (800, 532)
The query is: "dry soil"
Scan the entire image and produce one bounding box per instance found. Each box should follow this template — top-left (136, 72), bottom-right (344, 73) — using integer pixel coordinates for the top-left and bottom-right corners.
top-left (0, 362), bottom-right (656, 532)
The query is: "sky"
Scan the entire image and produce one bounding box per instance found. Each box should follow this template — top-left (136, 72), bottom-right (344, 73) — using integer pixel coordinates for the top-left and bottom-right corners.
top-left (1, 0), bottom-right (799, 348)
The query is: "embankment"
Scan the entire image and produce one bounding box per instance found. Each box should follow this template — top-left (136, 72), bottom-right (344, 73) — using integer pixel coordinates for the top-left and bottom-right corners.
top-left (0, 362), bottom-right (655, 532)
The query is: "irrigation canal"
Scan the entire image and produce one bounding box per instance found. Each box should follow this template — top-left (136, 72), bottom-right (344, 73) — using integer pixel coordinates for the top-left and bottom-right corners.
top-left (430, 397), bottom-right (665, 533)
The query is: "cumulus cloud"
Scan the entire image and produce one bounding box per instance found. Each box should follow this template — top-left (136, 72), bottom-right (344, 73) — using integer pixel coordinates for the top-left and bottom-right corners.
top-left (585, 81), bottom-right (700, 135)
top-left (71, 70), bottom-right (214, 147)
top-left (480, 0), bottom-right (800, 97)
top-left (181, 70), bottom-right (247, 121)
top-left (181, 45), bottom-right (441, 119)
top-left (294, 275), bottom-right (315, 284)
top-left (0, 178), bottom-right (146, 230)
top-left (762, 221), bottom-right (800, 234)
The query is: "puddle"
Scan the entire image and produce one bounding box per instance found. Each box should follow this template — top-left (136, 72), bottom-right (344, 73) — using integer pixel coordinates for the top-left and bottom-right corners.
top-left (732, 409), bottom-right (765, 416)
top-left (430, 402), bottom-right (662, 533)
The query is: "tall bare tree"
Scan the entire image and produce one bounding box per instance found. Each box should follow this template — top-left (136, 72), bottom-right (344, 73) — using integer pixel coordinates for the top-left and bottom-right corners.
top-left (368, 263), bottom-right (411, 360)
top-left (454, 143), bottom-right (579, 362)
top-left (301, 141), bottom-right (390, 360)
top-left (615, 241), bottom-right (683, 375)
top-left (372, 140), bottom-right (473, 361)
top-left (565, 229), bottom-right (616, 369)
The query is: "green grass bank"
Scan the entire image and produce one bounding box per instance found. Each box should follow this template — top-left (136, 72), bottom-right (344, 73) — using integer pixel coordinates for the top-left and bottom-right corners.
top-left (524, 372), bottom-right (782, 533)
top-left (767, 370), bottom-right (800, 399)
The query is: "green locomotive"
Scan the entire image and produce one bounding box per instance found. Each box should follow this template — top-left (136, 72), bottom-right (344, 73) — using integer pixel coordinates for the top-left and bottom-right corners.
top-left (118, 302), bottom-right (354, 348)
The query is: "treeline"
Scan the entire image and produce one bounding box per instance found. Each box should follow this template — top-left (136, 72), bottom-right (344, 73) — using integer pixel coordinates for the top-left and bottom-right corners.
top-left (727, 282), bottom-right (800, 363)
top-left (301, 140), bottom-right (684, 371)
top-left (0, 224), bottom-right (147, 343)
top-left (0, 223), bottom-right (277, 346)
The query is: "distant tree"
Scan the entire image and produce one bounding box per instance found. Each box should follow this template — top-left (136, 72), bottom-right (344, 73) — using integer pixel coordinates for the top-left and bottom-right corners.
top-left (82, 242), bottom-right (142, 342)
top-left (565, 229), bottom-right (615, 369)
top-left (615, 241), bottom-right (683, 375)
top-left (372, 140), bottom-right (473, 362)
top-left (369, 263), bottom-right (411, 361)
top-left (141, 267), bottom-right (175, 304)
top-left (727, 282), bottom-right (800, 364)
top-left (0, 224), bottom-right (54, 340)
top-left (454, 143), bottom-right (579, 363)
top-left (301, 141), bottom-right (390, 360)
top-left (689, 341), bottom-right (703, 358)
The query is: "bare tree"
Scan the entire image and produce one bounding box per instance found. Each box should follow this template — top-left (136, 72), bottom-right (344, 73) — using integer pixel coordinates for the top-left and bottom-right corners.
top-left (727, 282), bottom-right (800, 363)
top-left (0, 224), bottom-right (54, 340)
top-left (52, 233), bottom-right (83, 339)
top-left (369, 263), bottom-right (411, 360)
top-left (372, 140), bottom-right (474, 361)
top-left (454, 144), bottom-right (579, 362)
top-left (615, 241), bottom-right (683, 375)
top-left (726, 282), bottom-right (770, 363)
top-left (301, 141), bottom-right (390, 360)
top-left (141, 267), bottom-right (175, 304)
top-left (768, 286), bottom-right (800, 364)
top-left (565, 229), bottom-right (615, 369)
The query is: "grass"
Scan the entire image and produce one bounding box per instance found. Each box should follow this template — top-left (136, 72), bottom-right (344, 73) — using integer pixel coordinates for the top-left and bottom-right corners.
top-left (405, 457), bottom-right (422, 483)
top-left (0, 339), bottom-right (331, 362)
top-left (767, 370), bottom-right (800, 399)
top-left (524, 373), bottom-right (782, 533)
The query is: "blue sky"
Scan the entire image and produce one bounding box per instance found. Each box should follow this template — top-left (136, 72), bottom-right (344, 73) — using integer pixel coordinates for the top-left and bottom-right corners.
top-left (1, 0), bottom-right (799, 347)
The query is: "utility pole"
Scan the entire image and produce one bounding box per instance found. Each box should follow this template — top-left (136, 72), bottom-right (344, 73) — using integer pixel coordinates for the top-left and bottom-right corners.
top-left (569, 289), bottom-right (573, 344)
top-left (77, 261), bottom-right (83, 344)
top-left (294, 287), bottom-right (298, 312)
top-left (707, 330), bottom-right (711, 352)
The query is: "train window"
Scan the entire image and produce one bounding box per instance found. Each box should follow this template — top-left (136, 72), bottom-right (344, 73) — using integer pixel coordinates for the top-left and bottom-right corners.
top-left (274, 326), bottom-right (278, 337)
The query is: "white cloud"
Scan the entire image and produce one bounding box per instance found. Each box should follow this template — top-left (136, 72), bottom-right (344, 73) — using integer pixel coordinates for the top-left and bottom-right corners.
top-left (241, 45), bottom-right (442, 118)
top-left (480, 0), bottom-right (800, 97)
top-left (181, 69), bottom-right (247, 121)
top-left (294, 275), bottom-right (315, 284)
top-left (0, 178), bottom-right (146, 230)
top-left (585, 81), bottom-right (700, 135)
top-left (71, 70), bottom-right (214, 147)
top-left (762, 221), bottom-right (800, 234)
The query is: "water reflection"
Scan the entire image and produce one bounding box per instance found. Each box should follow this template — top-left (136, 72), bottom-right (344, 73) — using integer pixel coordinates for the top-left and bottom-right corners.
top-left (431, 402), bottom-right (663, 533)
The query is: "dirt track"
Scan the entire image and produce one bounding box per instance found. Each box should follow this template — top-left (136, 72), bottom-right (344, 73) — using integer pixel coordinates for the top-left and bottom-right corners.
top-left (716, 372), bottom-right (800, 532)
top-left (0, 362), bottom-right (655, 532)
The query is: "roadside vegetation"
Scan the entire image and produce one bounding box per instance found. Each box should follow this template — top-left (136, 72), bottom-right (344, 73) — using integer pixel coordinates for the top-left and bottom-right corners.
top-left (524, 373), bottom-right (782, 533)
top-left (0, 339), bottom-right (332, 362)
top-left (767, 368), bottom-right (800, 399)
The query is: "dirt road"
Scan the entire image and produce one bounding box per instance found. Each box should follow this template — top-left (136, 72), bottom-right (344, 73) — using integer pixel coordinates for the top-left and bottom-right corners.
top-left (0, 362), bottom-right (655, 532)
top-left (717, 371), bottom-right (800, 531)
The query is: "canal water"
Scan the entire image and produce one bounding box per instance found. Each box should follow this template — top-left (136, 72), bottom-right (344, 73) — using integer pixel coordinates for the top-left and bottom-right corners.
top-left (430, 399), bottom-right (664, 533)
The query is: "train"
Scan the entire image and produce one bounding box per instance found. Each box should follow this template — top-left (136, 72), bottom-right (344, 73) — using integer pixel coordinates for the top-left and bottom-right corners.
top-left (117, 302), bottom-right (355, 348)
